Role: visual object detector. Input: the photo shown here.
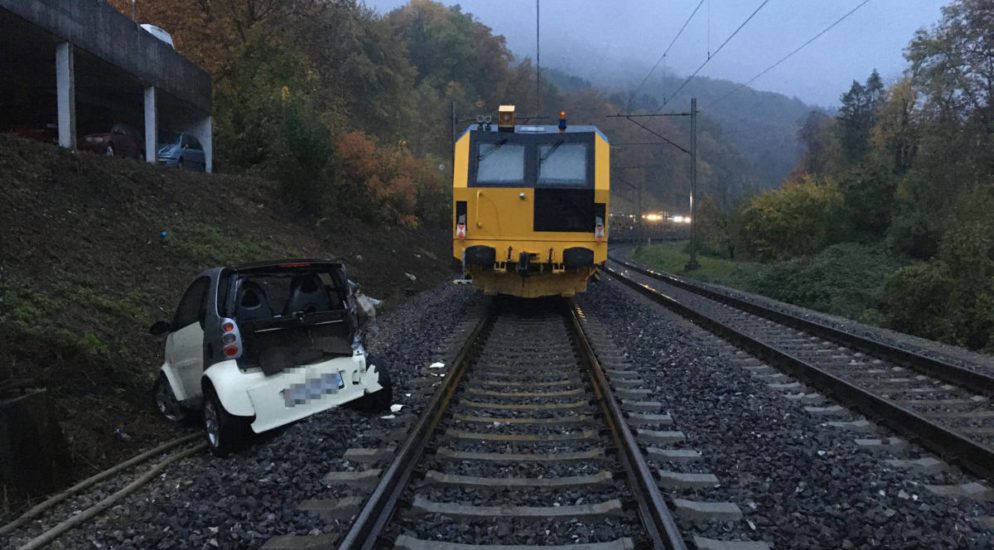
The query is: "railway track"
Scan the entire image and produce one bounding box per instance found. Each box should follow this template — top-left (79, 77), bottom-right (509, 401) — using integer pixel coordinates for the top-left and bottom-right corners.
top-left (605, 255), bottom-right (994, 480)
top-left (1, 433), bottom-right (205, 549)
top-left (337, 298), bottom-right (688, 549)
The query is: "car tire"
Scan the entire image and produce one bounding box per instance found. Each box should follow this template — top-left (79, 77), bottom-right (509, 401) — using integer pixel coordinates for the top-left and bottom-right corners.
top-left (153, 372), bottom-right (189, 424)
top-left (202, 383), bottom-right (250, 457)
top-left (346, 357), bottom-right (393, 414)
top-left (105, 144), bottom-right (115, 157)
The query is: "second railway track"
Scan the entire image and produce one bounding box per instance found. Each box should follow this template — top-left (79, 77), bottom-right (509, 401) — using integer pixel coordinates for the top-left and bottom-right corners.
top-left (606, 254), bottom-right (994, 480)
top-left (338, 298), bottom-right (686, 549)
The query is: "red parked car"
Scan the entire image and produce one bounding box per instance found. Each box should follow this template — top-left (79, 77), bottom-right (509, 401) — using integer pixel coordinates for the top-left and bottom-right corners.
top-left (80, 123), bottom-right (143, 159)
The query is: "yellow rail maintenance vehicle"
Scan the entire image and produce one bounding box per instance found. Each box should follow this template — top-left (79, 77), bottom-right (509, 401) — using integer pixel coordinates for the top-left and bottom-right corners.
top-left (452, 105), bottom-right (609, 298)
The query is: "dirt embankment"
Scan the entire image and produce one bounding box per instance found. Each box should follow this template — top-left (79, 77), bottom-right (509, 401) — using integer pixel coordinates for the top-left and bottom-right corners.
top-left (0, 134), bottom-right (454, 510)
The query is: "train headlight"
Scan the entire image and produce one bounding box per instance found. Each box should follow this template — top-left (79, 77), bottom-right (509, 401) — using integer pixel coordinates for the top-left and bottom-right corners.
top-left (456, 222), bottom-right (466, 240)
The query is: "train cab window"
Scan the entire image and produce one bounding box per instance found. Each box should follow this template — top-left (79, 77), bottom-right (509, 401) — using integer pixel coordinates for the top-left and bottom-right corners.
top-left (476, 142), bottom-right (525, 185)
top-left (538, 143), bottom-right (588, 186)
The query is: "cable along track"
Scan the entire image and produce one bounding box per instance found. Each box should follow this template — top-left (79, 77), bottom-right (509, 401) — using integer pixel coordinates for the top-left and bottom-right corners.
top-left (606, 256), bottom-right (994, 480)
top-left (338, 298), bottom-right (685, 549)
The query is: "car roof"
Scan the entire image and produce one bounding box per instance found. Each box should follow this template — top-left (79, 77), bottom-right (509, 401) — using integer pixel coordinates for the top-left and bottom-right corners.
top-left (226, 259), bottom-right (345, 274)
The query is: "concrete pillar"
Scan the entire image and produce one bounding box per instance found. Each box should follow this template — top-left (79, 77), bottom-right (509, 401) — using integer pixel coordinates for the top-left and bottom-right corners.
top-left (55, 42), bottom-right (76, 149)
top-left (144, 86), bottom-right (157, 163)
top-left (188, 116), bottom-right (213, 173)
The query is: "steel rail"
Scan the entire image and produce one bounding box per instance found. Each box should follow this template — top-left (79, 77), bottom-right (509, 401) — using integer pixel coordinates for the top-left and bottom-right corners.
top-left (567, 301), bottom-right (687, 550)
top-left (609, 256), bottom-right (994, 397)
top-left (605, 264), bottom-right (994, 480)
top-left (337, 307), bottom-right (494, 550)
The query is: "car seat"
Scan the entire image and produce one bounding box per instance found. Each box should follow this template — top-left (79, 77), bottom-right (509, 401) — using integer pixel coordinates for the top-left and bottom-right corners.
top-left (237, 281), bottom-right (273, 322)
top-left (284, 274), bottom-right (336, 315)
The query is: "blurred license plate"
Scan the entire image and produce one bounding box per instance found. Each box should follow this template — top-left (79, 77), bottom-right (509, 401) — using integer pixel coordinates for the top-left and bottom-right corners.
top-left (282, 372), bottom-right (344, 407)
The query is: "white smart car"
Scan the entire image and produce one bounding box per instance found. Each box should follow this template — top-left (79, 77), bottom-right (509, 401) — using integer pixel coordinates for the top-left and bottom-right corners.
top-left (149, 260), bottom-right (391, 456)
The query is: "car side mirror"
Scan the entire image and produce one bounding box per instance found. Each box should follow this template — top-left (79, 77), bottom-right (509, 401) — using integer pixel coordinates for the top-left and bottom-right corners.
top-left (149, 320), bottom-right (173, 336)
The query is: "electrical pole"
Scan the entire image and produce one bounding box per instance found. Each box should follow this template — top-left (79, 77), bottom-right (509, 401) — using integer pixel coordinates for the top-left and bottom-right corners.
top-left (450, 101), bottom-right (457, 172)
top-left (536, 0), bottom-right (541, 117)
top-left (637, 180), bottom-right (644, 246)
top-left (685, 97), bottom-right (700, 271)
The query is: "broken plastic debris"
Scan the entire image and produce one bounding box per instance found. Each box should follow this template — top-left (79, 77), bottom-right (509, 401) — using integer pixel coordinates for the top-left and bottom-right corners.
top-left (404, 393), bottom-right (411, 398)
top-left (453, 279), bottom-right (472, 285)
top-left (379, 414), bottom-right (396, 420)
top-left (390, 404), bottom-right (405, 413)
top-left (404, 272), bottom-right (417, 281)
top-left (429, 362), bottom-right (446, 369)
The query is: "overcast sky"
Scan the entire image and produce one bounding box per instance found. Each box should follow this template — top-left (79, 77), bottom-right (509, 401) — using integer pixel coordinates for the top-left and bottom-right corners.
top-left (365, 0), bottom-right (949, 107)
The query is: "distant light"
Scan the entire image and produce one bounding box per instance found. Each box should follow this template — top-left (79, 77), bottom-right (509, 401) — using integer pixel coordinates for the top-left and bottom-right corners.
top-left (644, 213), bottom-right (664, 223)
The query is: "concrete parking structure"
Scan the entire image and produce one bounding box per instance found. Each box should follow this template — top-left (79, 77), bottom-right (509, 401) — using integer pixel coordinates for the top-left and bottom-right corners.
top-left (0, 0), bottom-right (213, 171)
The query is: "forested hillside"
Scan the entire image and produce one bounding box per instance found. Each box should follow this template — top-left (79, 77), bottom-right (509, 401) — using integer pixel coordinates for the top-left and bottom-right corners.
top-left (690, 0), bottom-right (994, 352)
top-left (108, 0), bottom-right (784, 222)
top-left (612, 73), bottom-right (816, 189)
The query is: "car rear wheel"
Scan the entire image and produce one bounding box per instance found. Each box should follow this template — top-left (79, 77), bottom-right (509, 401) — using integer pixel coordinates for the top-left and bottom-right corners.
top-left (105, 144), bottom-right (115, 157)
top-left (203, 384), bottom-right (250, 457)
top-left (346, 358), bottom-right (393, 414)
top-left (153, 372), bottom-right (189, 423)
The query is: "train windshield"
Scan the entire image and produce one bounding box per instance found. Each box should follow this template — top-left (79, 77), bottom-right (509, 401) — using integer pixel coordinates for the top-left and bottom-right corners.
top-left (538, 143), bottom-right (588, 186)
top-left (477, 142), bottom-right (525, 184)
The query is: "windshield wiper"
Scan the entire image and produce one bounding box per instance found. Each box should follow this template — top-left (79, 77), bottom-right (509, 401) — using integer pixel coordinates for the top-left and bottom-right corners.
top-left (539, 139), bottom-right (565, 164)
top-left (478, 138), bottom-right (508, 162)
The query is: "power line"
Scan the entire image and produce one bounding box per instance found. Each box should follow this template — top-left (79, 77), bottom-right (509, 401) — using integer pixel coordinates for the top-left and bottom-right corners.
top-left (710, 0), bottom-right (873, 107)
top-left (626, 0), bottom-right (706, 111)
top-left (658, 0), bottom-right (771, 111)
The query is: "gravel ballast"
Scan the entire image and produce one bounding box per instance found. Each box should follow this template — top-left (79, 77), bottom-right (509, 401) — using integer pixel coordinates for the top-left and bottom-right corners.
top-left (580, 278), bottom-right (994, 548)
top-left (3, 282), bottom-right (482, 549)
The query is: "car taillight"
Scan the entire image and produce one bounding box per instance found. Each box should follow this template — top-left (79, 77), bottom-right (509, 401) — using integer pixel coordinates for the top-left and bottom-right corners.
top-left (456, 223), bottom-right (466, 240)
top-left (220, 317), bottom-right (242, 359)
top-left (595, 216), bottom-right (605, 242)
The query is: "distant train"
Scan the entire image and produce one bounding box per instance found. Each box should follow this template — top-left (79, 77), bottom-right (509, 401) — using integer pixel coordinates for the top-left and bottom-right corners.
top-left (452, 105), bottom-right (610, 298)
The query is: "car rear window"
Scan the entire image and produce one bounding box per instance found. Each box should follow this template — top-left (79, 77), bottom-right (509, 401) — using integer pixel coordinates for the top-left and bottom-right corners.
top-left (226, 270), bottom-right (345, 321)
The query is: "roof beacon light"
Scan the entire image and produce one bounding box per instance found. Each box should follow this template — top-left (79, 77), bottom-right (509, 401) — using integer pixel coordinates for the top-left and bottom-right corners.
top-left (559, 111), bottom-right (568, 133)
top-left (498, 105), bottom-right (516, 132)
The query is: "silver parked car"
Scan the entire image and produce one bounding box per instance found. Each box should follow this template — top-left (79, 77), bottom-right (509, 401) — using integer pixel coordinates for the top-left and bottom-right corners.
top-left (157, 132), bottom-right (206, 171)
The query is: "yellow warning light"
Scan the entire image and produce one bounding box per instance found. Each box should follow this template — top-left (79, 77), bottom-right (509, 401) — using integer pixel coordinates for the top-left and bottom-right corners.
top-left (498, 105), bottom-right (516, 132)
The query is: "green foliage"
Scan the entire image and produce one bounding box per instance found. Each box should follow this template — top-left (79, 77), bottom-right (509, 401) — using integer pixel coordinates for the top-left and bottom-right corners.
top-left (745, 243), bottom-right (905, 324)
top-left (634, 241), bottom-right (906, 327)
top-left (163, 222), bottom-right (274, 264)
top-left (883, 262), bottom-right (955, 342)
top-left (739, 175), bottom-right (843, 260)
top-left (836, 161), bottom-right (897, 241)
top-left (836, 70), bottom-right (885, 164)
top-left (632, 241), bottom-right (768, 284)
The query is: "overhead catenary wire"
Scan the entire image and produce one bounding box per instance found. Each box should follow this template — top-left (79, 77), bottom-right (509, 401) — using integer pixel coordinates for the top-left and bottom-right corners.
top-left (710, 0), bottom-right (874, 107)
top-left (626, 0), bottom-right (706, 112)
top-left (657, 0), bottom-right (772, 111)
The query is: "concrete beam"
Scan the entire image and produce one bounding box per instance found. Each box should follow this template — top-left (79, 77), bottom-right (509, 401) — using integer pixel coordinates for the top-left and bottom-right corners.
top-left (55, 41), bottom-right (75, 149)
top-left (144, 86), bottom-right (156, 163)
top-left (1, 0), bottom-right (211, 114)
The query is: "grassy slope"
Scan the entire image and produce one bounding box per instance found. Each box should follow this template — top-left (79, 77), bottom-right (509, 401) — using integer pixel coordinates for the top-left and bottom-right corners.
top-left (631, 241), bottom-right (911, 325)
top-left (0, 134), bottom-right (454, 485)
